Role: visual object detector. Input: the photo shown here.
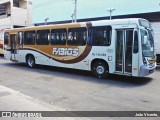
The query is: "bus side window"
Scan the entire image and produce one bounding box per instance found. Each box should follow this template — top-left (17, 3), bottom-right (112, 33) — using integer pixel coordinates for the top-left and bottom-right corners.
top-left (51, 29), bottom-right (66, 45)
top-left (68, 27), bottom-right (87, 46)
top-left (88, 26), bottom-right (112, 46)
top-left (133, 31), bottom-right (138, 53)
top-left (88, 27), bottom-right (94, 45)
top-left (18, 32), bottom-right (23, 45)
top-left (4, 32), bottom-right (9, 45)
top-left (24, 31), bottom-right (36, 45)
top-left (36, 30), bottom-right (50, 45)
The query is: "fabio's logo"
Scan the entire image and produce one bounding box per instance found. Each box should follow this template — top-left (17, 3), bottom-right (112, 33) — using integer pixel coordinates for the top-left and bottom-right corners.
top-left (52, 48), bottom-right (79, 57)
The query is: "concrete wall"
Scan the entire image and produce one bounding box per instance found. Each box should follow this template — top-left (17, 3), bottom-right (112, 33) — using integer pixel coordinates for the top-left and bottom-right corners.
top-left (0, 0), bottom-right (32, 29)
top-left (11, 7), bottom-right (27, 26)
top-left (0, 17), bottom-right (12, 28)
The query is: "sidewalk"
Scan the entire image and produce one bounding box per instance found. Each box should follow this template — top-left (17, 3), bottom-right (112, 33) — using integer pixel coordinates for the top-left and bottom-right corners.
top-left (0, 85), bottom-right (89, 120)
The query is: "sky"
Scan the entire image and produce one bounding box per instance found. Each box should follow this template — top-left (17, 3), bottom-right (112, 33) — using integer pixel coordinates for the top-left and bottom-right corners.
top-left (32, 0), bottom-right (160, 24)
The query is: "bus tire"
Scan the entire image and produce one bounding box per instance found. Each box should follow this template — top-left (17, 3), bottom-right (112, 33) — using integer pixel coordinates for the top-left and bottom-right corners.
top-left (26, 55), bottom-right (35, 68)
top-left (92, 61), bottom-right (109, 79)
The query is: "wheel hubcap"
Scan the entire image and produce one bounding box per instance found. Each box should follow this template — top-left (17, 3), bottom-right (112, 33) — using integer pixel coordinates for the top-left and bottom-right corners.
top-left (96, 66), bottom-right (105, 75)
top-left (28, 57), bottom-right (34, 67)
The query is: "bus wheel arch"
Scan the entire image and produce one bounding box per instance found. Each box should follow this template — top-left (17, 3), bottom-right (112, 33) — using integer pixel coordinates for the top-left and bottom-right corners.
top-left (26, 54), bottom-right (36, 68)
top-left (91, 59), bottom-right (109, 79)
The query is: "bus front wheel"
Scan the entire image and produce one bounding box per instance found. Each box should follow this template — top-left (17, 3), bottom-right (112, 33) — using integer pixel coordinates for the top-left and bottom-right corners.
top-left (26, 55), bottom-right (35, 68)
top-left (92, 61), bottom-right (109, 79)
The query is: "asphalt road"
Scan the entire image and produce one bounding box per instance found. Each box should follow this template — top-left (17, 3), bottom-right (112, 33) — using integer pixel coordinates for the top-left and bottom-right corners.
top-left (0, 55), bottom-right (160, 120)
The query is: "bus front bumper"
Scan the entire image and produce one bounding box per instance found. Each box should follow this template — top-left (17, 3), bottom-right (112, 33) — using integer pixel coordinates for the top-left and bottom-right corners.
top-left (139, 65), bottom-right (156, 77)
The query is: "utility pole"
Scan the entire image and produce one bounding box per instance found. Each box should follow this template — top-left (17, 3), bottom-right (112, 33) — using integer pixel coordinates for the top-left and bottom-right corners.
top-left (107, 8), bottom-right (115, 20)
top-left (74, 0), bottom-right (77, 22)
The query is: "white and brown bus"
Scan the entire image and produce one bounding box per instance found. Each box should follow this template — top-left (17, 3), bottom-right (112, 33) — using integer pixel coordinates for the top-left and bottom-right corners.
top-left (4, 18), bottom-right (156, 78)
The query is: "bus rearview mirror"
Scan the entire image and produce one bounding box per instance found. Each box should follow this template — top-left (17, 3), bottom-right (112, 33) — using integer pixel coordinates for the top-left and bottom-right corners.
top-left (144, 36), bottom-right (148, 44)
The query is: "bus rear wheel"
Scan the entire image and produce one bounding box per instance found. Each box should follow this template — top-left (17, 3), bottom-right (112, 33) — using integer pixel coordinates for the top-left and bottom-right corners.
top-left (92, 61), bottom-right (109, 79)
top-left (26, 55), bottom-right (35, 68)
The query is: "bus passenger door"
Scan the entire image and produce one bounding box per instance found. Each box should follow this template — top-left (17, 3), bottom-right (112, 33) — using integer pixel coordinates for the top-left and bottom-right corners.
top-left (116, 29), bottom-right (133, 74)
top-left (10, 34), bottom-right (18, 61)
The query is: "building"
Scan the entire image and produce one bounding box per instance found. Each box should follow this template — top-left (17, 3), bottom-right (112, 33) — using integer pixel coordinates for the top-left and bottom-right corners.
top-left (0, 0), bottom-right (32, 54)
top-left (0, 0), bottom-right (32, 29)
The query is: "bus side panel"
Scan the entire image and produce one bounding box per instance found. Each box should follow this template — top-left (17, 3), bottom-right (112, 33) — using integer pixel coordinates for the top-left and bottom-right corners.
top-left (86, 46), bottom-right (115, 73)
top-left (18, 50), bottom-right (50, 66)
top-left (17, 49), bottom-right (74, 69)
top-left (4, 50), bottom-right (11, 60)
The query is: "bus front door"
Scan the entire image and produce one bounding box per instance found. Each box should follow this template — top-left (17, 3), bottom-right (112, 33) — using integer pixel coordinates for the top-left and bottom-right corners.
top-left (116, 29), bottom-right (133, 74)
top-left (10, 34), bottom-right (17, 61)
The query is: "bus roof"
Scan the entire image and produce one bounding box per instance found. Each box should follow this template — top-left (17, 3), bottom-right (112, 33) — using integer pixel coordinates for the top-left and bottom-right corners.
top-left (5, 18), bottom-right (147, 32)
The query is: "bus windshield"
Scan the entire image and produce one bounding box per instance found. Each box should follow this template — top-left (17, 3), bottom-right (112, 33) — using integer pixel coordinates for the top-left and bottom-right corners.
top-left (141, 29), bottom-right (154, 57)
